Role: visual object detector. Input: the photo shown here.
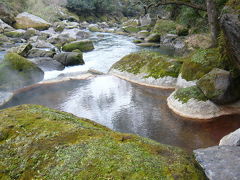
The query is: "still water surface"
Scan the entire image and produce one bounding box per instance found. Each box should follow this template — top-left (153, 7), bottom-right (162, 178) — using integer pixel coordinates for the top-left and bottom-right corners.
top-left (2, 75), bottom-right (240, 151)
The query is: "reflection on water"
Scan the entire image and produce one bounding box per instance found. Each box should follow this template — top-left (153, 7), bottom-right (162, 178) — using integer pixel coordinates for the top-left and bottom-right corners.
top-left (2, 75), bottom-right (240, 151)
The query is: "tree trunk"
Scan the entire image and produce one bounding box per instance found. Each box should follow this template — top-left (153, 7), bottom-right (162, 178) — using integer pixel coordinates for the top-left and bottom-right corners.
top-left (206, 0), bottom-right (220, 47)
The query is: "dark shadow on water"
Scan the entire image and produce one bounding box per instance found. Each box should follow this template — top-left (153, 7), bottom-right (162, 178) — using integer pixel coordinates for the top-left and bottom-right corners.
top-left (1, 75), bottom-right (240, 151)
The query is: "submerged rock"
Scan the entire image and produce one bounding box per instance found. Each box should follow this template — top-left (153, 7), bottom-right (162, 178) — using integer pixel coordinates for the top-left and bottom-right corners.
top-left (0, 53), bottom-right (44, 90)
top-left (62, 40), bottom-right (94, 52)
top-left (0, 104), bottom-right (206, 179)
top-left (194, 146), bottom-right (240, 180)
top-left (54, 52), bottom-right (84, 66)
top-left (219, 128), bottom-right (240, 146)
top-left (14, 12), bottom-right (51, 30)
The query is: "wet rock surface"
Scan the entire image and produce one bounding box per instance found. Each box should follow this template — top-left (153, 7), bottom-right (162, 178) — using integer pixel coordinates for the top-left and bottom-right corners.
top-left (194, 146), bottom-right (240, 180)
top-left (220, 128), bottom-right (240, 146)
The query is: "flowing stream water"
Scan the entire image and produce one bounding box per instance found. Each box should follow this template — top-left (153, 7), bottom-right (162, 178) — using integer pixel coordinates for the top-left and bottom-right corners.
top-left (1, 32), bottom-right (240, 151)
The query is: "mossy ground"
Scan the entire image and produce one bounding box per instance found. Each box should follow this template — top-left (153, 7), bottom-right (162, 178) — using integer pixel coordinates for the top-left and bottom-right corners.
top-left (62, 41), bottom-right (94, 52)
top-left (174, 86), bottom-right (208, 103)
top-left (0, 104), bottom-right (206, 179)
top-left (111, 51), bottom-right (182, 79)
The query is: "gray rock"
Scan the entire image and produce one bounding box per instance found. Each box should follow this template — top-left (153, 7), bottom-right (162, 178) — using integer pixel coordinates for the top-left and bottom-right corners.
top-left (53, 52), bottom-right (84, 66)
top-left (139, 14), bottom-right (152, 26)
top-left (48, 33), bottom-right (75, 46)
top-left (29, 57), bottom-right (64, 71)
top-left (0, 19), bottom-right (14, 33)
top-left (220, 9), bottom-right (240, 69)
top-left (23, 28), bottom-right (38, 40)
top-left (194, 146), bottom-right (240, 180)
top-left (220, 128), bottom-right (240, 146)
top-left (76, 31), bottom-right (90, 39)
top-left (32, 40), bottom-right (55, 49)
top-left (28, 48), bottom-right (55, 58)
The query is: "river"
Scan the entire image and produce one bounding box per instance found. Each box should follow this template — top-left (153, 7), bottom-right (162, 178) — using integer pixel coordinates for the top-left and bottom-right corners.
top-left (1, 32), bottom-right (240, 151)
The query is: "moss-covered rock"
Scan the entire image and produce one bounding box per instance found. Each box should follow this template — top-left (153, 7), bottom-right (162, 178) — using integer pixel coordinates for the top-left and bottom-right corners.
top-left (8, 43), bottom-right (33, 57)
top-left (197, 68), bottom-right (240, 104)
top-left (53, 52), bottom-right (84, 66)
top-left (145, 33), bottom-right (161, 42)
top-left (89, 24), bottom-right (102, 32)
top-left (174, 85), bottom-right (208, 104)
top-left (180, 48), bottom-right (226, 81)
top-left (0, 104), bottom-right (206, 179)
top-left (152, 19), bottom-right (177, 35)
top-left (0, 53), bottom-right (44, 90)
top-left (122, 26), bottom-right (140, 33)
top-left (111, 51), bottom-right (182, 79)
top-left (14, 12), bottom-right (50, 30)
top-left (62, 40), bottom-right (94, 52)
top-left (4, 30), bottom-right (25, 38)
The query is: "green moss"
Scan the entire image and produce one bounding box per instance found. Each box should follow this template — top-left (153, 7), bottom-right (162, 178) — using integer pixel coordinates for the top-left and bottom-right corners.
top-left (174, 86), bottom-right (208, 103)
top-left (0, 104), bottom-right (206, 179)
top-left (152, 19), bottom-right (177, 35)
top-left (197, 69), bottom-right (225, 100)
top-left (89, 26), bottom-right (102, 32)
top-left (4, 31), bottom-right (23, 38)
top-left (112, 51), bottom-right (182, 79)
top-left (62, 41), bottom-right (94, 52)
top-left (133, 39), bottom-right (143, 44)
top-left (226, 0), bottom-right (240, 12)
top-left (180, 48), bottom-right (227, 81)
top-left (123, 26), bottom-right (140, 33)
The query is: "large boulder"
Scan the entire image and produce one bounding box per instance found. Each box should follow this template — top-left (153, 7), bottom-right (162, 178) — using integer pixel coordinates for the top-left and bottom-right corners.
top-left (0, 53), bottom-right (44, 90)
top-left (197, 68), bottom-right (240, 104)
top-left (220, 0), bottom-right (240, 68)
top-left (0, 104), bottom-right (206, 179)
top-left (194, 146), bottom-right (240, 180)
top-left (219, 128), bottom-right (240, 146)
top-left (14, 12), bottom-right (51, 30)
top-left (62, 40), bottom-right (94, 52)
top-left (53, 52), bottom-right (84, 66)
